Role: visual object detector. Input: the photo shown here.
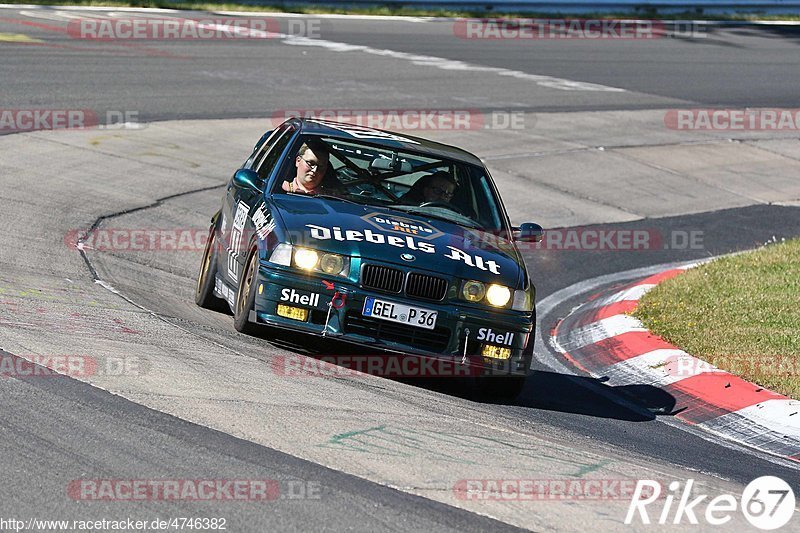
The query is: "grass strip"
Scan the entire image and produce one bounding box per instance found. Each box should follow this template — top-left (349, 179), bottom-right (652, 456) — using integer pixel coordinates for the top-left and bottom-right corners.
top-left (635, 238), bottom-right (800, 399)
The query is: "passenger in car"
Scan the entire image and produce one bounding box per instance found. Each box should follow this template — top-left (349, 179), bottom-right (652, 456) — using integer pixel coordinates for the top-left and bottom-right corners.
top-left (400, 170), bottom-right (457, 205)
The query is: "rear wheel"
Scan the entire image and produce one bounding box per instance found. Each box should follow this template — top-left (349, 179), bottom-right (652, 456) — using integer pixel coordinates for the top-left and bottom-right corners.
top-left (234, 249), bottom-right (260, 335)
top-left (195, 223), bottom-right (226, 311)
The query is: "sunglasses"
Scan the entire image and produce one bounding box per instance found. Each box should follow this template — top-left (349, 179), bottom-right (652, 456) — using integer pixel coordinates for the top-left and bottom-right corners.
top-left (427, 185), bottom-right (455, 198)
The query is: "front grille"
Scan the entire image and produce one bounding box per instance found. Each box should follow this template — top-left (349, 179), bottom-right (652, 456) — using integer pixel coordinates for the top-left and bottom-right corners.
top-left (406, 272), bottom-right (448, 301)
top-left (345, 312), bottom-right (451, 353)
top-left (361, 264), bottom-right (403, 293)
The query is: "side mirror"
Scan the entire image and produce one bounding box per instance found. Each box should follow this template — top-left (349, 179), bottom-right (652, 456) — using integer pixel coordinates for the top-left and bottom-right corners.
top-left (233, 169), bottom-right (264, 191)
top-left (513, 222), bottom-right (544, 242)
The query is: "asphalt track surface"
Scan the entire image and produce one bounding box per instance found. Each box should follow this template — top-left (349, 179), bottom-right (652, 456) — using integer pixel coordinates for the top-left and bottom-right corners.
top-left (3, 10), bottom-right (800, 120)
top-left (1, 6), bottom-right (800, 532)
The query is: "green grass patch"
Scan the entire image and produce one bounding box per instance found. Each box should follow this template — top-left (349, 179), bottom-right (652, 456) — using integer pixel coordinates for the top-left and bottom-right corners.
top-left (634, 238), bottom-right (800, 399)
top-left (4, 0), bottom-right (800, 21)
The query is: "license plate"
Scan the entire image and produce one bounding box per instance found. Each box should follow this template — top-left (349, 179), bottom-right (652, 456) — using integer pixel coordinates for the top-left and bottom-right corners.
top-left (363, 297), bottom-right (438, 330)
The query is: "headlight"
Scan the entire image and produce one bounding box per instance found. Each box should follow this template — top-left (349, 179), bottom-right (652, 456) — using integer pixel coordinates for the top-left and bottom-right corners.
top-left (462, 280), bottom-right (486, 302)
top-left (294, 248), bottom-right (319, 270)
top-left (271, 244), bottom-right (349, 277)
top-left (486, 284), bottom-right (511, 307)
top-left (320, 253), bottom-right (344, 275)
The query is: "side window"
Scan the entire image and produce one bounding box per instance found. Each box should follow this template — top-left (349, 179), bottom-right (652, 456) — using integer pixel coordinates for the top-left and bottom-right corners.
top-left (257, 126), bottom-right (296, 180)
top-left (245, 128), bottom-right (281, 170)
top-left (473, 173), bottom-right (502, 230)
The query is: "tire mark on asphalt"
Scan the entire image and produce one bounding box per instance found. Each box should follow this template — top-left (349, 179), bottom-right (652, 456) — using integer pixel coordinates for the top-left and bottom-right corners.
top-left (745, 138), bottom-right (800, 164)
top-left (75, 184), bottom-right (225, 280)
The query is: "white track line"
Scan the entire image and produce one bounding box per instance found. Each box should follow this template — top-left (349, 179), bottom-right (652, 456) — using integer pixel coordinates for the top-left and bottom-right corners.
top-left (10, 5), bottom-right (627, 92)
top-left (283, 36), bottom-right (626, 92)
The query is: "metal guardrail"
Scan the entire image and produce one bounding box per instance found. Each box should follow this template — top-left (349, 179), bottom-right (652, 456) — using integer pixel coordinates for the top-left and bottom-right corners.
top-left (243, 0), bottom-right (800, 14)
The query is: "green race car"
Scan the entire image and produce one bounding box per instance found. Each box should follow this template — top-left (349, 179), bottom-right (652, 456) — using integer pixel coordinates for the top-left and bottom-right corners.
top-left (195, 118), bottom-right (542, 398)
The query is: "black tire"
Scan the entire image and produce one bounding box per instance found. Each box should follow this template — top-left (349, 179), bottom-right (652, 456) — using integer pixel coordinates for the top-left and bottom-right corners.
top-left (233, 248), bottom-right (260, 335)
top-left (195, 224), bottom-right (226, 311)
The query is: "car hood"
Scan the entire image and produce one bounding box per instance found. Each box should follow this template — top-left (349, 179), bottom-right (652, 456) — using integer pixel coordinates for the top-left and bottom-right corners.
top-left (270, 194), bottom-right (524, 287)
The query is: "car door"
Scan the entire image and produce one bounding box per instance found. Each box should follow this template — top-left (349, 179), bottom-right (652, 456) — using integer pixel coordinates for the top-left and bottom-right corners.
top-left (221, 124), bottom-right (296, 289)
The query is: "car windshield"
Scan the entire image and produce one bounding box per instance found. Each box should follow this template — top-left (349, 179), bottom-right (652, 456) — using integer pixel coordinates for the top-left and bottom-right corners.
top-left (273, 134), bottom-right (507, 232)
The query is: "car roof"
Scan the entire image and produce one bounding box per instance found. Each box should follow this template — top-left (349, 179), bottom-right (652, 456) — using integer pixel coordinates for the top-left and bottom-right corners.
top-left (288, 118), bottom-right (485, 167)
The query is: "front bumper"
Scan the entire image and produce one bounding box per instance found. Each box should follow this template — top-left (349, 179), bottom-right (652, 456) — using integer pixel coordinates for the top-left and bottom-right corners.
top-left (251, 264), bottom-right (535, 376)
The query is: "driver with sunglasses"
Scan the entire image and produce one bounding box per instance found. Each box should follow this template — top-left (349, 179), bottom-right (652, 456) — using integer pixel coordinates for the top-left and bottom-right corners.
top-left (400, 170), bottom-right (457, 205)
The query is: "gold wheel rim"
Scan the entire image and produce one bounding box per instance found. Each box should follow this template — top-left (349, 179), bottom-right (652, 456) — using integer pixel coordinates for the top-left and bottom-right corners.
top-left (238, 254), bottom-right (256, 316)
top-left (197, 232), bottom-right (213, 295)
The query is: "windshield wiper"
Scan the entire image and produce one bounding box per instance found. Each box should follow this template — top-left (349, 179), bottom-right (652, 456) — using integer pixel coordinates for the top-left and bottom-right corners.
top-left (396, 208), bottom-right (482, 229)
top-left (309, 193), bottom-right (362, 205)
top-left (286, 192), bottom-right (362, 206)
top-left (315, 192), bottom-right (401, 209)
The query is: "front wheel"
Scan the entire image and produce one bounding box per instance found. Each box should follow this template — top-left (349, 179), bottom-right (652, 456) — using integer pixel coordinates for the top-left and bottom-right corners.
top-left (233, 249), bottom-right (260, 335)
